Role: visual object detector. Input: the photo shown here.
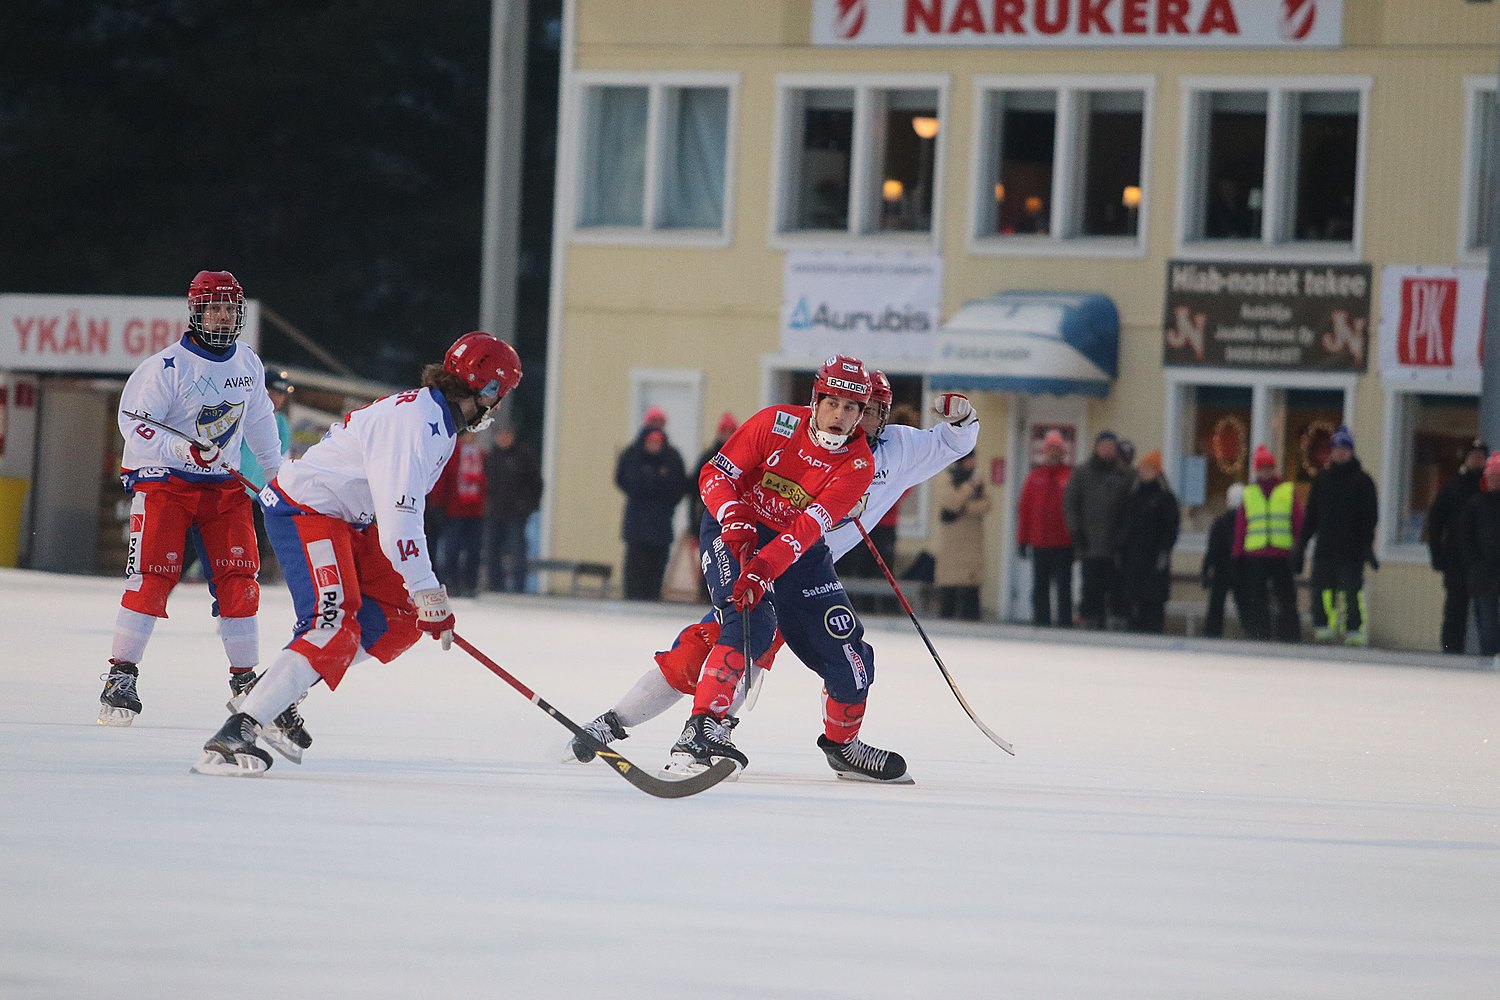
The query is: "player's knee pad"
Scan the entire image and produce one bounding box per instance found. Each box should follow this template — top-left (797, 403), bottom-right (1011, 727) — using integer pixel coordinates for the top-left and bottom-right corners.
top-left (289, 626), bottom-right (363, 690)
top-left (654, 621), bottom-right (720, 695)
top-left (214, 575), bottom-right (260, 618)
top-left (121, 571), bottom-right (177, 617)
top-left (364, 620), bottom-right (421, 664)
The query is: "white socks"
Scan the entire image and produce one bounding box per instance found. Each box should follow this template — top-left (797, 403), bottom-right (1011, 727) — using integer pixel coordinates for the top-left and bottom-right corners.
top-left (612, 668), bottom-right (686, 729)
top-left (111, 608), bottom-right (157, 663)
top-left (241, 649), bottom-right (321, 727)
top-left (218, 616), bottom-right (259, 670)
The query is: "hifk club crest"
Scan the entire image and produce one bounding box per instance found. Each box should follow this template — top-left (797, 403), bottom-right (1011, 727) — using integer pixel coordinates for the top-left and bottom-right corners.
top-left (1281, 0), bottom-right (1317, 42)
top-left (835, 0), bottom-right (866, 40)
top-left (195, 400), bottom-right (244, 450)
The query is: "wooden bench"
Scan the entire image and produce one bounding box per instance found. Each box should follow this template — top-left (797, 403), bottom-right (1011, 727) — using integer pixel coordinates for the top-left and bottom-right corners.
top-left (529, 559), bottom-right (613, 598)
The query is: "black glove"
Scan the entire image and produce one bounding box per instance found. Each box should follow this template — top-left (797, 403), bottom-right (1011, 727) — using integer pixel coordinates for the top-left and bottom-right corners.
top-left (1366, 551), bottom-right (1380, 572)
top-left (1429, 551), bottom-right (1443, 573)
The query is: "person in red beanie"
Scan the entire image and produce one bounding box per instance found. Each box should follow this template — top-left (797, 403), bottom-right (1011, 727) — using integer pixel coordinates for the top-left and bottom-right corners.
top-left (1017, 429), bottom-right (1074, 626)
top-left (1233, 445), bottom-right (1304, 641)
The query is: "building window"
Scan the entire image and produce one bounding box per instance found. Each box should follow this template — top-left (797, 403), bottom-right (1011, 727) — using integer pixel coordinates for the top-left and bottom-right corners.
top-left (974, 78), bottom-right (1150, 252)
top-left (1167, 375), bottom-right (1352, 540)
top-left (1182, 79), bottom-right (1367, 254)
top-left (776, 78), bottom-right (945, 240)
top-left (1389, 393), bottom-right (1480, 547)
top-left (1462, 81), bottom-right (1496, 257)
top-left (575, 77), bottom-right (734, 239)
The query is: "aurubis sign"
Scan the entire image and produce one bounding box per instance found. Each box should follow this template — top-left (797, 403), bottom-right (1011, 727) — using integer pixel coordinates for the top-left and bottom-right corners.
top-left (0, 294), bottom-right (259, 373)
top-left (813, 0), bottom-right (1343, 48)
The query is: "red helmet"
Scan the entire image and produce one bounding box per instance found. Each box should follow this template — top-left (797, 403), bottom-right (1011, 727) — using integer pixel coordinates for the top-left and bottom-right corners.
top-left (810, 354), bottom-right (872, 408)
top-left (444, 333), bottom-right (522, 431)
top-left (188, 270), bottom-right (245, 349)
top-left (869, 370), bottom-right (893, 408)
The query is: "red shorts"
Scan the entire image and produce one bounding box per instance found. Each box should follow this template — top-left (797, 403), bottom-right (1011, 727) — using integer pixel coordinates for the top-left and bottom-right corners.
top-left (122, 477), bottom-right (259, 618)
top-left (654, 617), bottom-right (784, 695)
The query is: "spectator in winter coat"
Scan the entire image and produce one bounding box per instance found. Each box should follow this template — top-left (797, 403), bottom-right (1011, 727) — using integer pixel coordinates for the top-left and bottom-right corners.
top-left (936, 452), bottom-right (992, 620)
top-left (1063, 430), bottom-right (1132, 628)
top-left (1234, 445), bottom-right (1304, 642)
top-left (1426, 439), bottom-right (1489, 653)
top-left (1200, 483), bottom-right (1248, 638)
top-left (1116, 450), bottom-right (1180, 634)
top-left (1297, 426), bottom-right (1379, 646)
top-left (615, 424), bottom-right (687, 600)
top-left (1016, 429), bottom-right (1074, 627)
top-left (485, 425), bottom-right (543, 593)
top-left (1457, 453), bottom-right (1500, 655)
top-left (432, 435), bottom-right (488, 597)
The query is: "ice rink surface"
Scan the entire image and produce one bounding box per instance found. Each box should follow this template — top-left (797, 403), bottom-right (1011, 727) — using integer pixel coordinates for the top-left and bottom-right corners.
top-left (1, 567), bottom-right (1497, 999)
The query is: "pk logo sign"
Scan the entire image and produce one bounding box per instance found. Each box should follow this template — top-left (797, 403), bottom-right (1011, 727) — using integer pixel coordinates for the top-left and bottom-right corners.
top-left (1397, 277), bottom-right (1456, 368)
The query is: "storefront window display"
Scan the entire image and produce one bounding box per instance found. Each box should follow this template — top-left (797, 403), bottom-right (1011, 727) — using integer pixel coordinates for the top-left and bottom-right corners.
top-left (1388, 392), bottom-right (1480, 547)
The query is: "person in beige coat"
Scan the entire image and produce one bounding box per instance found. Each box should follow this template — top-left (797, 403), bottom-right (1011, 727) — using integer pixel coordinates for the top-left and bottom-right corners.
top-left (936, 451), bottom-right (992, 620)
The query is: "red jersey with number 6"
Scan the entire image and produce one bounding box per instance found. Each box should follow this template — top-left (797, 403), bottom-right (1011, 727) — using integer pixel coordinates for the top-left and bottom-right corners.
top-left (699, 404), bottom-right (874, 577)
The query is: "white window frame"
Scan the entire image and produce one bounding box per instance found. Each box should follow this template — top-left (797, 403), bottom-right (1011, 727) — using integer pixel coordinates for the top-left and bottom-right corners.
top-left (968, 74), bottom-right (1155, 260)
top-left (1176, 75), bottom-right (1372, 263)
top-left (1162, 366), bottom-right (1356, 552)
top-left (1379, 383), bottom-right (1481, 565)
top-left (769, 73), bottom-right (950, 251)
top-left (568, 70), bottom-right (739, 248)
top-left (1458, 76), bottom-right (1496, 265)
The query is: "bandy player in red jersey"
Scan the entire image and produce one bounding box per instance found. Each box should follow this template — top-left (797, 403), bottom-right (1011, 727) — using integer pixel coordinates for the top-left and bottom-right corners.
top-left (190, 332), bottom-right (521, 776)
top-left (663, 355), bottom-right (914, 782)
top-left (99, 270), bottom-right (284, 727)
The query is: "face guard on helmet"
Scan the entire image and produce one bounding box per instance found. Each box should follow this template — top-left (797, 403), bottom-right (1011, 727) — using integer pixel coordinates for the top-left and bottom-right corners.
top-left (444, 332), bottom-right (523, 431)
top-left (809, 354), bottom-right (872, 450)
top-left (861, 370), bottom-right (893, 440)
top-left (188, 270), bottom-right (245, 350)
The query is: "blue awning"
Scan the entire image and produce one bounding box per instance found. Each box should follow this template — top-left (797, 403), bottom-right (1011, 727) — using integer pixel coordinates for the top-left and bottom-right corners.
top-left (929, 292), bottom-right (1119, 398)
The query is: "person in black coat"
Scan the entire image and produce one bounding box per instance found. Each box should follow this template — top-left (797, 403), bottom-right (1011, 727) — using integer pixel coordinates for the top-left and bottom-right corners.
top-left (1200, 482), bottom-right (1247, 638)
top-left (1297, 426), bottom-right (1379, 646)
top-left (1116, 451), bottom-right (1180, 634)
top-left (1426, 439), bottom-right (1488, 653)
top-left (614, 424), bottom-right (687, 600)
top-left (485, 425), bottom-right (544, 593)
top-left (1456, 453), bottom-right (1500, 655)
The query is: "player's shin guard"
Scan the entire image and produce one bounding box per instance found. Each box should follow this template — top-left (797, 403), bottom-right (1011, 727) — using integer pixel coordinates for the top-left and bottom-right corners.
top-left (691, 644), bottom-right (746, 719)
top-left (822, 693), bottom-right (866, 744)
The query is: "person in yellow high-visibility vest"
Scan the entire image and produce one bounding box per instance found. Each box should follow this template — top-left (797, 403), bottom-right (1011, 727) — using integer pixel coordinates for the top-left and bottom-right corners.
top-left (1233, 445), bottom-right (1304, 641)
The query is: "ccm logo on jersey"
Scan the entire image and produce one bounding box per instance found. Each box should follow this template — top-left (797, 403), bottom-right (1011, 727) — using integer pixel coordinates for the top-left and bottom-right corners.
top-left (711, 453), bottom-right (742, 480)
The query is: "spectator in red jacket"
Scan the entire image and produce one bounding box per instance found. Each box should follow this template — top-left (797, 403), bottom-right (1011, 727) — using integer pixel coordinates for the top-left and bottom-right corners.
top-left (1017, 430), bottom-right (1074, 627)
top-left (433, 436), bottom-right (488, 597)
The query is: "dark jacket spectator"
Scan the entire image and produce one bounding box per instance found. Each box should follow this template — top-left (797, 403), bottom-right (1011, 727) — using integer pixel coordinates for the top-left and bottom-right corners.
top-left (1115, 451), bottom-right (1180, 633)
top-left (1427, 439), bottom-right (1488, 653)
top-left (486, 426), bottom-right (543, 593)
top-left (686, 411), bottom-right (738, 532)
top-left (1063, 430), bottom-right (1131, 628)
top-left (1456, 453), bottom-right (1500, 654)
top-left (615, 426), bottom-right (687, 600)
top-left (1200, 483), bottom-right (1247, 638)
top-left (1298, 427), bottom-right (1378, 645)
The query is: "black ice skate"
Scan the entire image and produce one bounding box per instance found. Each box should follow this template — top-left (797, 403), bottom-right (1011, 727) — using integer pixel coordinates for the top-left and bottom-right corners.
top-left (662, 712), bottom-right (748, 778)
top-left (225, 672), bottom-right (311, 764)
top-left (817, 735), bottom-right (914, 785)
top-left (191, 713), bottom-right (273, 776)
top-left (566, 710), bottom-right (629, 763)
top-left (96, 660), bottom-right (141, 727)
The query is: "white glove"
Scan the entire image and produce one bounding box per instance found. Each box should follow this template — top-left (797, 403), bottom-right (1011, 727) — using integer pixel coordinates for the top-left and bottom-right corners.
top-left (413, 586), bottom-right (456, 650)
top-left (170, 436), bottom-right (222, 469)
top-left (933, 393), bottom-right (975, 426)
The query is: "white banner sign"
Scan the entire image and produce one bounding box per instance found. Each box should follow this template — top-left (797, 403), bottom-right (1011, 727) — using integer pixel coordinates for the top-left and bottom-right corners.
top-left (1377, 266), bottom-right (1484, 388)
top-left (812, 0), bottom-right (1342, 49)
top-left (781, 252), bottom-right (942, 363)
top-left (0, 294), bottom-right (260, 374)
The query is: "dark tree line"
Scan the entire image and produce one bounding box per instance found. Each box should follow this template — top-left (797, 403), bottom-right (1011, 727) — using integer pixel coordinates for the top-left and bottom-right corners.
top-left (0, 0), bottom-right (559, 439)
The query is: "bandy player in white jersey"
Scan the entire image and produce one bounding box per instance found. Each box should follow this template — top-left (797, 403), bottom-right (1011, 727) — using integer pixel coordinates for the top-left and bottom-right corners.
top-left (566, 371), bottom-right (980, 766)
top-left (191, 332), bottom-right (522, 776)
top-left (98, 270), bottom-right (284, 727)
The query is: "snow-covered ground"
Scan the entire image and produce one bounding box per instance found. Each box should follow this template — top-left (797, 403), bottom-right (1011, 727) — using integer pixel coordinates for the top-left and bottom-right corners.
top-left (1, 568), bottom-right (1496, 999)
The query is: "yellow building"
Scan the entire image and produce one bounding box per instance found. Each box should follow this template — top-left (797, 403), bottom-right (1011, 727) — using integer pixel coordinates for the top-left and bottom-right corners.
top-left (540, 0), bottom-right (1499, 651)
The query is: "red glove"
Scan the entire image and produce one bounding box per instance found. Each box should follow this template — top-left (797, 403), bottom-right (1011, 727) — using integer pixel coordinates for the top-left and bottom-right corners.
top-left (717, 501), bottom-right (758, 560)
top-left (413, 586), bottom-right (456, 650)
top-left (731, 556), bottom-right (775, 611)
